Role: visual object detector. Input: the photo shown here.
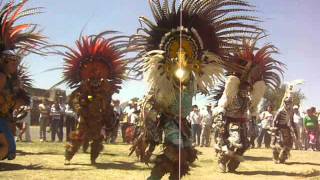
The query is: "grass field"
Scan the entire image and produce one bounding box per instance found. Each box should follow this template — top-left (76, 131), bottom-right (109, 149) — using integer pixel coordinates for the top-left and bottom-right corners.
top-left (0, 141), bottom-right (320, 180)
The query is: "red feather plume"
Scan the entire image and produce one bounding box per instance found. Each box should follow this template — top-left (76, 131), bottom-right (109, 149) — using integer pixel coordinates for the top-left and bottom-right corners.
top-left (0, 0), bottom-right (45, 54)
top-left (62, 31), bottom-right (127, 92)
top-left (232, 37), bottom-right (285, 89)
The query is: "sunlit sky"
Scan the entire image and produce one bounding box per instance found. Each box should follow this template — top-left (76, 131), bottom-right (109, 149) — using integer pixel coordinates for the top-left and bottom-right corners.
top-left (23, 0), bottom-right (320, 110)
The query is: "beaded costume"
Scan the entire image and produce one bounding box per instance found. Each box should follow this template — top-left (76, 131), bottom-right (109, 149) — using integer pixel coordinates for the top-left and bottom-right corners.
top-left (58, 31), bottom-right (128, 165)
top-left (0, 0), bottom-right (45, 160)
top-left (128, 0), bottom-right (260, 179)
top-left (212, 37), bottom-right (284, 172)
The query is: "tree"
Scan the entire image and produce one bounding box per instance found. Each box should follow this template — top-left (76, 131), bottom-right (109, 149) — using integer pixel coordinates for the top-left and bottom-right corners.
top-left (260, 84), bottom-right (306, 111)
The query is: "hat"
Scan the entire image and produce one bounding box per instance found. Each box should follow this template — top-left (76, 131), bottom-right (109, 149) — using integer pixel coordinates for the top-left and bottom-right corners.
top-left (206, 103), bottom-right (212, 107)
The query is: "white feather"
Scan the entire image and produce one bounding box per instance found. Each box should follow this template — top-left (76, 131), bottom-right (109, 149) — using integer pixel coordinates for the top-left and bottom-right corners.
top-left (216, 76), bottom-right (240, 114)
top-left (250, 81), bottom-right (266, 116)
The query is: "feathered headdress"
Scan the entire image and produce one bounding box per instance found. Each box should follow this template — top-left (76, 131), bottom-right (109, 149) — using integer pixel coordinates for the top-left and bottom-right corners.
top-left (17, 63), bottom-right (32, 89)
top-left (230, 36), bottom-right (285, 89)
top-left (57, 31), bottom-right (127, 93)
top-left (0, 0), bottom-right (45, 58)
top-left (129, 0), bottom-right (261, 106)
top-left (211, 36), bottom-right (285, 115)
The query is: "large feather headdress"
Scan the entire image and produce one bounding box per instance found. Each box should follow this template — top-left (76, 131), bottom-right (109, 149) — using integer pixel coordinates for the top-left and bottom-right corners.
top-left (57, 31), bottom-right (127, 94)
top-left (0, 0), bottom-right (45, 59)
top-left (129, 0), bottom-right (261, 106)
top-left (230, 36), bottom-right (285, 89)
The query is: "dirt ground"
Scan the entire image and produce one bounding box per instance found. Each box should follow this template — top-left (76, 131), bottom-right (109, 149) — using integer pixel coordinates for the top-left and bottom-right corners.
top-left (0, 141), bottom-right (320, 180)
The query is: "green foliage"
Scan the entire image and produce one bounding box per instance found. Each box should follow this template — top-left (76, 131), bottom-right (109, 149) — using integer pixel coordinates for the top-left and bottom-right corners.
top-left (261, 84), bottom-right (306, 111)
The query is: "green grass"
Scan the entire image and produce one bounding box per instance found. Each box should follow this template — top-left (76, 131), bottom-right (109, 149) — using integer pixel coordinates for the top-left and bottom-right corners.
top-left (0, 142), bottom-right (320, 180)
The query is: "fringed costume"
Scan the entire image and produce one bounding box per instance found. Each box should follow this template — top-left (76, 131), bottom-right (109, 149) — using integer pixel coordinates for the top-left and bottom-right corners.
top-left (128, 0), bottom-right (260, 179)
top-left (212, 37), bottom-right (284, 172)
top-left (271, 84), bottom-right (298, 164)
top-left (0, 0), bottom-right (45, 160)
top-left (60, 32), bottom-right (127, 165)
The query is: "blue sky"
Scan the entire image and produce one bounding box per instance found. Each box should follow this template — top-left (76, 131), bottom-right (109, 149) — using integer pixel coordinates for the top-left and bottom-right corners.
top-left (23, 0), bottom-right (320, 110)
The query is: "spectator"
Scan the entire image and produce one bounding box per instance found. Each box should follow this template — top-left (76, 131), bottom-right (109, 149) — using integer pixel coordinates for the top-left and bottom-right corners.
top-left (121, 101), bottom-right (134, 143)
top-left (310, 107), bottom-right (319, 150)
top-left (292, 105), bottom-right (304, 150)
top-left (125, 101), bottom-right (140, 143)
top-left (65, 104), bottom-right (77, 142)
top-left (38, 99), bottom-right (50, 142)
top-left (304, 108), bottom-right (318, 150)
top-left (14, 105), bottom-right (31, 142)
top-left (257, 105), bottom-right (273, 148)
top-left (200, 104), bottom-right (213, 147)
top-left (58, 98), bottom-right (66, 141)
top-left (188, 105), bottom-right (202, 146)
top-left (50, 101), bottom-right (63, 142)
top-left (107, 99), bottom-right (122, 144)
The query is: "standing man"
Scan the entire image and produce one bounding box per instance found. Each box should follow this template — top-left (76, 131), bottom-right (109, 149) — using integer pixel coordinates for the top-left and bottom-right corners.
top-left (293, 105), bottom-right (303, 150)
top-left (39, 99), bottom-right (50, 142)
top-left (257, 105), bottom-right (273, 148)
top-left (21, 104), bottom-right (32, 142)
top-left (58, 98), bottom-right (66, 142)
top-left (188, 105), bottom-right (202, 146)
top-left (200, 104), bottom-right (213, 147)
top-left (121, 102), bottom-right (133, 143)
top-left (50, 101), bottom-right (63, 142)
top-left (65, 104), bottom-right (76, 142)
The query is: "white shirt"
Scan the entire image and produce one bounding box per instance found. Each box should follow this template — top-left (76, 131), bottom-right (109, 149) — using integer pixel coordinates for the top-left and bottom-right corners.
top-left (65, 105), bottom-right (76, 118)
top-left (259, 111), bottom-right (273, 129)
top-left (130, 113), bottom-right (139, 124)
top-left (293, 112), bottom-right (303, 126)
top-left (200, 110), bottom-right (213, 126)
top-left (188, 111), bottom-right (201, 125)
top-left (114, 106), bottom-right (122, 115)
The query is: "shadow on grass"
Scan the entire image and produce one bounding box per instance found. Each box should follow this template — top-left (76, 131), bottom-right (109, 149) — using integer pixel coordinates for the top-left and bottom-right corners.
top-left (0, 162), bottom-right (85, 172)
top-left (101, 152), bottom-right (119, 156)
top-left (235, 169), bottom-right (320, 177)
top-left (16, 150), bottom-right (62, 156)
top-left (285, 161), bottom-right (320, 166)
top-left (72, 161), bottom-right (149, 170)
top-left (0, 163), bottom-right (43, 171)
top-left (243, 155), bottom-right (272, 161)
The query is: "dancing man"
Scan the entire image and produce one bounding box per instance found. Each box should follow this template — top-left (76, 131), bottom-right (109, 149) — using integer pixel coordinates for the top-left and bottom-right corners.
top-left (213, 37), bottom-right (284, 172)
top-left (59, 31), bottom-right (128, 165)
top-left (0, 0), bottom-right (45, 160)
top-left (271, 84), bottom-right (298, 163)
top-left (128, 0), bottom-right (260, 179)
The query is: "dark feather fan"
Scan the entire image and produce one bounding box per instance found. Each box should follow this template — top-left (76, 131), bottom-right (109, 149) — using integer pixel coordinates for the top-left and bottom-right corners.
top-left (17, 63), bottom-right (32, 89)
top-left (129, 0), bottom-right (262, 78)
top-left (210, 79), bottom-right (225, 104)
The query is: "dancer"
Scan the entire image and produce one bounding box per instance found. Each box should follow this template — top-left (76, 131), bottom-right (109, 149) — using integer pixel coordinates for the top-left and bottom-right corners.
top-left (60, 31), bottom-right (128, 165)
top-left (0, 0), bottom-right (45, 160)
top-left (128, 0), bottom-right (259, 179)
top-left (271, 84), bottom-right (298, 163)
top-left (213, 37), bottom-right (284, 172)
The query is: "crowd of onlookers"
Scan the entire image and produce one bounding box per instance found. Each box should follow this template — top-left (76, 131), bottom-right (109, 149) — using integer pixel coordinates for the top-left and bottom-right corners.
top-left (16, 97), bottom-right (320, 152)
top-left (251, 105), bottom-right (320, 151)
top-left (16, 98), bottom-right (77, 143)
top-left (185, 104), bottom-right (320, 151)
top-left (15, 98), bottom-right (141, 144)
